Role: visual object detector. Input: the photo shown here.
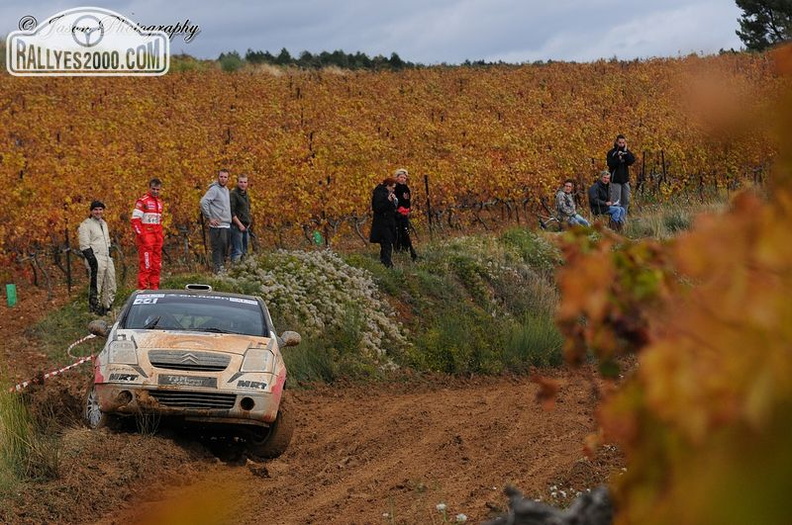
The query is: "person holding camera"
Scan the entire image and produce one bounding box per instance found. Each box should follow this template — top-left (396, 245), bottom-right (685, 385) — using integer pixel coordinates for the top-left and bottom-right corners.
top-left (606, 134), bottom-right (636, 213)
top-left (369, 176), bottom-right (398, 268)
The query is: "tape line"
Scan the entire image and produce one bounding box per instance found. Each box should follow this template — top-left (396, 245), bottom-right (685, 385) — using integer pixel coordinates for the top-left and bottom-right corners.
top-left (8, 334), bottom-right (98, 393)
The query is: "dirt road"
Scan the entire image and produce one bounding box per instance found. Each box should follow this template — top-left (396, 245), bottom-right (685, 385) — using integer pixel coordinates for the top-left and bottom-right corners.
top-left (2, 289), bottom-right (621, 525)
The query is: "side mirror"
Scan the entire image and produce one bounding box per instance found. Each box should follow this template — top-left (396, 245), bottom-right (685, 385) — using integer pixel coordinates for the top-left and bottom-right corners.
top-left (88, 319), bottom-right (109, 338)
top-left (280, 330), bottom-right (301, 347)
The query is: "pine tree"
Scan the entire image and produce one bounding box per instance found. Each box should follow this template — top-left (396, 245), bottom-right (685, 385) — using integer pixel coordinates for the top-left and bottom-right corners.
top-left (736, 0), bottom-right (792, 50)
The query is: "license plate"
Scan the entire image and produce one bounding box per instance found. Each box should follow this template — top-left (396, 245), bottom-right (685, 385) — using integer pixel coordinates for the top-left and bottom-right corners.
top-left (158, 375), bottom-right (217, 388)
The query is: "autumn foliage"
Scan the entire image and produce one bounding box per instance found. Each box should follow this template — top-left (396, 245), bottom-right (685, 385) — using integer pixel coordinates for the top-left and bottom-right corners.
top-left (0, 53), bottom-right (782, 258)
top-left (555, 46), bottom-right (792, 525)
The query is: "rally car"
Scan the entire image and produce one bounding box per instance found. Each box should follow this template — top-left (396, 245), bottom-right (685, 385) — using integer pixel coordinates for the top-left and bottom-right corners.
top-left (84, 284), bottom-right (301, 459)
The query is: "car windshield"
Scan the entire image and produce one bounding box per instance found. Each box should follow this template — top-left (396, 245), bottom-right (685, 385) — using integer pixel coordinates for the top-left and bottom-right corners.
top-left (122, 293), bottom-right (268, 336)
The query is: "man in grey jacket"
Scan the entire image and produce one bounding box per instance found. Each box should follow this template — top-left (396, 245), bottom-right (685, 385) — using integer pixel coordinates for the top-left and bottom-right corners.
top-left (200, 169), bottom-right (232, 274)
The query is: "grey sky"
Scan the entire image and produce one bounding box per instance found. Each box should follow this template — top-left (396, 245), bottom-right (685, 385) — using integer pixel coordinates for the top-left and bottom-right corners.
top-left (1, 1), bottom-right (745, 64)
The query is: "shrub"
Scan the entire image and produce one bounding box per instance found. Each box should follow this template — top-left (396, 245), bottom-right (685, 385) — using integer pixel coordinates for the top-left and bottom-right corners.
top-left (218, 51), bottom-right (244, 72)
top-left (502, 315), bottom-right (565, 371)
top-left (219, 250), bottom-right (410, 367)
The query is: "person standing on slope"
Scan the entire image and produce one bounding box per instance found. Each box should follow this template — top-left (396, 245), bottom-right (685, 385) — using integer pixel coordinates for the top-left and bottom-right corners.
top-left (78, 200), bottom-right (116, 314)
top-left (606, 134), bottom-right (636, 214)
top-left (131, 178), bottom-right (164, 289)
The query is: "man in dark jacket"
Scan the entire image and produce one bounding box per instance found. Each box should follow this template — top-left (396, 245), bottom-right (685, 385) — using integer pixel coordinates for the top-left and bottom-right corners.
top-left (370, 177), bottom-right (398, 268)
top-left (230, 174), bottom-right (251, 263)
top-left (589, 171), bottom-right (626, 230)
top-left (606, 134), bottom-right (636, 213)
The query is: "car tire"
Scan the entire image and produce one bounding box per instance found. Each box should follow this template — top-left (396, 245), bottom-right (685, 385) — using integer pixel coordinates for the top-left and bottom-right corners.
top-left (83, 385), bottom-right (117, 430)
top-left (245, 395), bottom-right (295, 460)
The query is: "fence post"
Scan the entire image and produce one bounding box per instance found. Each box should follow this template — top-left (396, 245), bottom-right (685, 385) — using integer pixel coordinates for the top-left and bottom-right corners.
top-left (64, 224), bottom-right (72, 294)
top-left (424, 174), bottom-right (433, 240)
top-left (638, 150), bottom-right (646, 196)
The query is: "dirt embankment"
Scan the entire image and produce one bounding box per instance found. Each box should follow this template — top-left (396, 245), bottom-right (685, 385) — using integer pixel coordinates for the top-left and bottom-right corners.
top-left (2, 288), bottom-right (622, 525)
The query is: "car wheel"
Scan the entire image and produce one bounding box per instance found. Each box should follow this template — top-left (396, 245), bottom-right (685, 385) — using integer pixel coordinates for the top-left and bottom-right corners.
top-left (83, 385), bottom-right (115, 429)
top-left (245, 396), bottom-right (295, 460)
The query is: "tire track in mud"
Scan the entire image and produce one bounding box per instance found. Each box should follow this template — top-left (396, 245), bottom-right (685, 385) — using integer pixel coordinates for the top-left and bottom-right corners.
top-left (89, 374), bottom-right (615, 525)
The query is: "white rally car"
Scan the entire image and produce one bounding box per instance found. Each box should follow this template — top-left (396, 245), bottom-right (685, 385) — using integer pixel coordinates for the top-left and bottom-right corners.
top-left (84, 284), bottom-right (300, 459)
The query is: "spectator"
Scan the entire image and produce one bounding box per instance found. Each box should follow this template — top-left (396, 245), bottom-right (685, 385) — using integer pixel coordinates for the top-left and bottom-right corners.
top-left (555, 179), bottom-right (590, 227)
top-left (393, 168), bottom-right (418, 261)
top-left (589, 171), bottom-right (626, 231)
top-left (230, 174), bottom-right (251, 263)
top-left (200, 169), bottom-right (232, 274)
top-left (131, 178), bottom-right (164, 289)
top-left (606, 134), bottom-right (636, 213)
top-left (78, 200), bottom-right (116, 315)
top-left (369, 176), bottom-right (398, 268)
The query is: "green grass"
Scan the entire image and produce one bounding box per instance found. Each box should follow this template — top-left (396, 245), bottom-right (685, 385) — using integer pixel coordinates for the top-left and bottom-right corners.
top-left (502, 315), bottom-right (565, 371)
top-left (0, 389), bottom-right (31, 492)
top-left (0, 388), bottom-right (61, 494)
top-left (26, 293), bottom-right (106, 362)
top-left (624, 197), bottom-right (726, 239)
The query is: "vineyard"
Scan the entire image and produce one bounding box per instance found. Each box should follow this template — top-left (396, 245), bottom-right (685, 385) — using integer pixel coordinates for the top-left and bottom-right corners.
top-left (2, 46), bottom-right (792, 524)
top-left (0, 52), bottom-right (782, 266)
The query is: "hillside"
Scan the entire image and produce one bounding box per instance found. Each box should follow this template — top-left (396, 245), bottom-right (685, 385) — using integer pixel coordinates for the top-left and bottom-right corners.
top-left (0, 54), bottom-right (778, 260)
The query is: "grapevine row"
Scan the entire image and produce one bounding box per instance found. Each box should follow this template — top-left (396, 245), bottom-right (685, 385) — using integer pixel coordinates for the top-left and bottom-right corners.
top-left (0, 53), bottom-right (781, 256)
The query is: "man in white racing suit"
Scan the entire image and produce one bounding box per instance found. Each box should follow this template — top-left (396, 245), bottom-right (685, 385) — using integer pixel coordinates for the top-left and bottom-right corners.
top-left (78, 200), bottom-right (116, 315)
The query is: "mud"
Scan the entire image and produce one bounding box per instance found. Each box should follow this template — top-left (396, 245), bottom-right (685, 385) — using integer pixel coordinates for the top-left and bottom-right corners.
top-left (2, 287), bottom-right (624, 525)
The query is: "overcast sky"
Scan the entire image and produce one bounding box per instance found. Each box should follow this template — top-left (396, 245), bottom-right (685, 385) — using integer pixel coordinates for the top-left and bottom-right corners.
top-left (2, 1), bottom-right (745, 64)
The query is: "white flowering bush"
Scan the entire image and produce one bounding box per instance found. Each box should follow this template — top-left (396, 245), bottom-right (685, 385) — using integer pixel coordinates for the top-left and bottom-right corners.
top-left (219, 249), bottom-right (410, 364)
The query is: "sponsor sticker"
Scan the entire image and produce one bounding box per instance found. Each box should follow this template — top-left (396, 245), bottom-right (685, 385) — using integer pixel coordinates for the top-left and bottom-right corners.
top-left (237, 379), bottom-right (268, 390)
top-left (158, 375), bottom-right (217, 388)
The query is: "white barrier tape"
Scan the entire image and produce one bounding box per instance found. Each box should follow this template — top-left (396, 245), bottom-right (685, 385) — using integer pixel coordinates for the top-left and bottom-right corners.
top-left (67, 333), bottom-right (97, 358)
top-left (8, 334), bottom-right (98, 393)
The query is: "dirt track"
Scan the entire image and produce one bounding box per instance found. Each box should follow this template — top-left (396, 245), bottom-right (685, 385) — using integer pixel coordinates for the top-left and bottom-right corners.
top-left (2, 288), bottom-right (622, 525)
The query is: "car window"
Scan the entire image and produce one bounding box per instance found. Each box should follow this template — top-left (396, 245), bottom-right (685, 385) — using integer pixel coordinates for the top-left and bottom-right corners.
top-left (122, 293), bottom-right (267, 336)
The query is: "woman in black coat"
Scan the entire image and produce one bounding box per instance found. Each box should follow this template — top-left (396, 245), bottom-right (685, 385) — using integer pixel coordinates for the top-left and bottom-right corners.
top-left (370, 177), bottom-right (398, 267)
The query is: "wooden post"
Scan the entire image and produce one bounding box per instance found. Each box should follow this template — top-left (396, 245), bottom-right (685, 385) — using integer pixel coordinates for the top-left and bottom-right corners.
top-left (424, 174), bottom-right (433, 239)
top-left (64, 225), bottom-right (72, 294)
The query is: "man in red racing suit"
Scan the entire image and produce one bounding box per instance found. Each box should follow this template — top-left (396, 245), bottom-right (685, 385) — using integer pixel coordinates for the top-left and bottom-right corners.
top-left (131, 178), bottom-right (164, 290)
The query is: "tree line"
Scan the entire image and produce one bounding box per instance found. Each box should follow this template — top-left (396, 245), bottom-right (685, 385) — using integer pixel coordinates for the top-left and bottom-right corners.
top-left (217, 48), bottom-right (416, 72)
top-left (209, 1), bottom-right (792, 72)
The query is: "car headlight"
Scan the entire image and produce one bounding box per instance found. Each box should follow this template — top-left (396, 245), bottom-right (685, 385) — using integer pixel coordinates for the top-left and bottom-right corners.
top-left (241, 348), bottom-right (274, 373)
top-left (107, 340), bottom-right (139, 365)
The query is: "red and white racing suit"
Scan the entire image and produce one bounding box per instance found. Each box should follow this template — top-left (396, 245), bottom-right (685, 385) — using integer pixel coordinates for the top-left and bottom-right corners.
top-left (131, 191), bottom-right (164, 289)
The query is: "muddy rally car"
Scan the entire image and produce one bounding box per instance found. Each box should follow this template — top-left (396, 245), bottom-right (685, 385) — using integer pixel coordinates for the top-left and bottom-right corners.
top-left (84, 284), bottom-right (301, 459)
